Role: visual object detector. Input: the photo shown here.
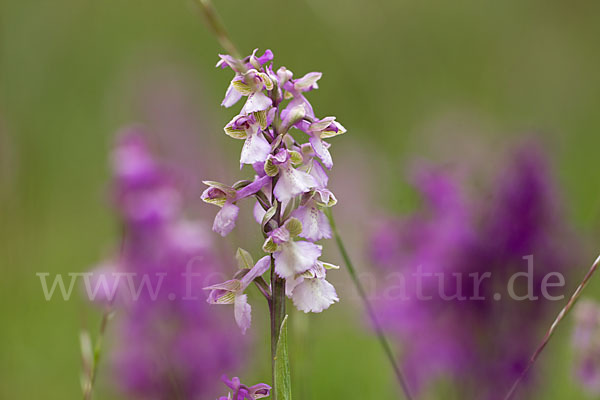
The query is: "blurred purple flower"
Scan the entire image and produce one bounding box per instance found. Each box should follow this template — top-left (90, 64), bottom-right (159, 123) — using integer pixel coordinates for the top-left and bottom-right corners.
top-left (572, 300), bottom-right (600, 394)
top-left (371, 143), bottom-right (576, 399)
top-left (96, 128), bottom-right (243, 399)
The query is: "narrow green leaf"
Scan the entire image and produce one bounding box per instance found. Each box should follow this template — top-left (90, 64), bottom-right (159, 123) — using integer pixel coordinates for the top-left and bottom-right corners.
top-left (274, 315), bottom-right (292, 400)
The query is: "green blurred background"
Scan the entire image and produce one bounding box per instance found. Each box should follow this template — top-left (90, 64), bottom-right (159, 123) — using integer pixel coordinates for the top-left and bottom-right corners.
top-left (1, 0), bottom-right (600, 398)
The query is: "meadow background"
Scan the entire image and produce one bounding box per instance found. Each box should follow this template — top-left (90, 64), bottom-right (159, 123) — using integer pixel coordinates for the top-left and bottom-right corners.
top-left (1, 0), bottom-right (600, 398)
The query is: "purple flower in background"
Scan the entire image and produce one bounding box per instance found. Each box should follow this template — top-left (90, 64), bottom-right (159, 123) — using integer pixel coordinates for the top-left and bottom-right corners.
top-left (217, 375), bottom-right (271, 400)
top-left (572, 300), bottom-right (600, 394)
top-left (112, 132), bottom-right (182, 226)
top-left (371, 143), bottom-right (576, 399)
top-left (94, 128), bottom-right (243, 399)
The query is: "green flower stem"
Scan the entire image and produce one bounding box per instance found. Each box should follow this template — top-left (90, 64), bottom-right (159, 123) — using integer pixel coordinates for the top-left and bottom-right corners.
top-left (269, 192), bottom-right (291, 399)
top-left (82, 306), bottom-right (113, 400)
top-left (270, 261), bottom-right (288, 399)
top-left (195, 0), bottom-right (241, 60)
top-left (82, 226), bottom-right (125, 400)
top-left (325, 208), bottom-right (413, 400)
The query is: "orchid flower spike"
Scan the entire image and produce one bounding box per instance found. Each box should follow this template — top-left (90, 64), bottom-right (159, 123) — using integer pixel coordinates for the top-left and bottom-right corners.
top-left (203, 48), bottom-right (346, 330)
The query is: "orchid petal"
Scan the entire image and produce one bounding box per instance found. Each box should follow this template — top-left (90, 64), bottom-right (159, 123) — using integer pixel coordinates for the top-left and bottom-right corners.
top-left (309, 117), bottom-right (336, 132)
top-left (291, 202), bottom-right (332, 241)
top-left (274, 241), bottom-right (322, 279)
top-left (235, 175), bottom-right (271, 200)
top-left (273, 166), bottom-right (316, 202)
top-left (240, 131), bottom-right (271, 165)
top-left (294, 72), bottom-right (322, 92)
top-left (222, 83), bottom-right (243, 108)
top-left (242, 92), bottom-right (273, 114)
top-left (240, 256), bottom-right (271, 287)
top-left (256, 49), bottom-right (273, 66)
top-left (213, 202), bottom-right (239, 237)
top-left (249, 383), bottom-right (272, 398)
top-left (309, 160), bottom-right (329, 188)
top-left (234, 294), bottom-right (252, 334)
top-left (309, 136), bottom-right (333, 169)
top-left (291, 277), bottom-right (338, 313)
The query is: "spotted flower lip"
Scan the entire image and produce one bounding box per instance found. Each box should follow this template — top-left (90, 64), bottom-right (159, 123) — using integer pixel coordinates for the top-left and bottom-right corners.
top-left (286, 261), bottom-right (339, 313)
top-left (261, 218), bottom-right (323, 279)
top-left (290, 190), bottom-right (336, 241)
